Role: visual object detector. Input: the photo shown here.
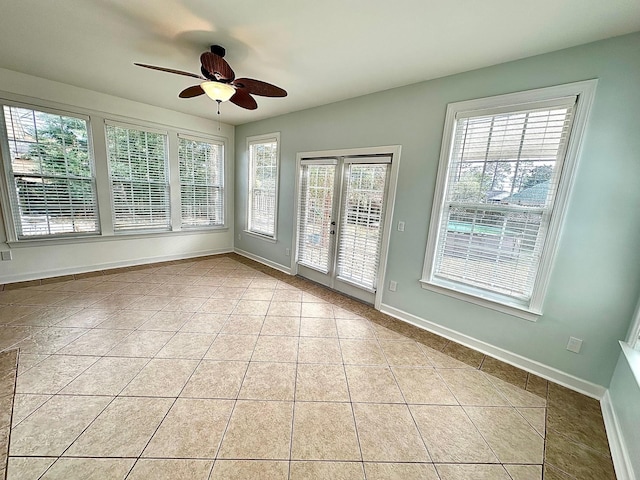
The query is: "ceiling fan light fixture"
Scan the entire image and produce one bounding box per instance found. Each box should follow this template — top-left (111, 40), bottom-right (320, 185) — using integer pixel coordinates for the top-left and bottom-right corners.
top-left (135, 46), bottom-right (286, 111)
top-left (201, 81), bottom-right (236, 102)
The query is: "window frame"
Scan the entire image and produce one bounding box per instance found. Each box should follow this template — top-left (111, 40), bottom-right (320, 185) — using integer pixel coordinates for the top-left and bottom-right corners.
top-left (0, 93), bottom-right (231, 246)
top-left (177, 133), bottom-right (225, 229)
top-left (0, 101), bottom-right (100, 241)
top-left (105, 119), bottom-right (171, 234)
top-left (246, 132), bottom-right (280, 241)
top-left (627, 299), bottom-right (640, 351)
top-left (421, 80), bottom-right (598, 321)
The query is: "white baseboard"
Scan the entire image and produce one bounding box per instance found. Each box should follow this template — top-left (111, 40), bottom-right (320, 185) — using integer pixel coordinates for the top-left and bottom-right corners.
top-left (380, 303), bottom-right (607, 400)
top-left (233, 248), bottom-right (293, 275)
top-left (1, 247), bottom-right (233, 284)
top-left (601, 390), bottom-right (635, 480)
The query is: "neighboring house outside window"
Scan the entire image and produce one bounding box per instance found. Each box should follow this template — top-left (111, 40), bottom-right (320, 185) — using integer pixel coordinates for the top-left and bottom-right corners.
top-left (0, 104), bottom-right (99, 238)
top-left (247, 133), bottom-right (280, 238)
top-left (178, 135), bottom-right (225, 228)
top-left (106, 122), bottom-right (170, 232)
top-left (421, 81), bottom-right (597, 320)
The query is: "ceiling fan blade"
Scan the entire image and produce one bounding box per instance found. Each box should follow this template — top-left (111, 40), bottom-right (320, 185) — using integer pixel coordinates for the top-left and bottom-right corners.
top-left (233, 78), bottom-right (287, 97)
top-left (179, 85), bottom-right (205, 98)
top-left (229, 89), bottom-right (258, 110)
top-left (134, 63), bottom-right (205, 80)
top-left (200, 52), bottom-right (235, 81)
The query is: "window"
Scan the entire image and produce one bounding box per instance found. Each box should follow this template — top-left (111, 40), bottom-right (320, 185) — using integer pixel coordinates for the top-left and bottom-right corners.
top-left (0, 105), bottom-right (99, 238)
top-left (628, 300), bottom-right (640, 352)
top-left (247, 133), bottom-right (279, 238)
top-left (422, 81), bottom-right (597, 319)
top-left (106, 122), bottom-right (170, 232)
top-left (178, 135), bottom-right (224, 228)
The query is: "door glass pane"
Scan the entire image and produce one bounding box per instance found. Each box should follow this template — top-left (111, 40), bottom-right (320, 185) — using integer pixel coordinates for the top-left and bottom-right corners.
top-left (297, 164), bottom-right (335, 273)
top-left (337, 163), bottom-right (388, 290)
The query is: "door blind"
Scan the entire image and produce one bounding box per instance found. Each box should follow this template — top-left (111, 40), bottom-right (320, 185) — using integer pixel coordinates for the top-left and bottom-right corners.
top-left (297, 163), bottom-right (336, 273)
top-left (2, 105), bottom-right (99, 237)
top-left (433, 100), bottom-right (576, 301)
top-left (178, 136), bottom-right (224, 228)
top-left (106, 123), bottom-right (170, 232)
top-left (336, 162), bottom-right (389, 290)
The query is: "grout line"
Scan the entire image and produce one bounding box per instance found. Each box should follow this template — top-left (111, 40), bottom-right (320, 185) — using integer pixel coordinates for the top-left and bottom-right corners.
top-left (1, 254), bottom-right (612, 479)
top-left (381, 342), bottom-right (438, 467)
top-left (459, 405), bottom-right (522, 474)
top-left (46, 346), bottom-right (159, 468)
top-left (2, 352), bottom-right (18, 479)
top-left (335, 332), bottom-right (366, 479)
top-left (542, 376), bottom-right (552, 478)
top-left (126, 335), bottom-right (220, 480)
top-left (286, 316), bottom-right (301, 480)
top-left (206, 312), bottom-right (258, 480)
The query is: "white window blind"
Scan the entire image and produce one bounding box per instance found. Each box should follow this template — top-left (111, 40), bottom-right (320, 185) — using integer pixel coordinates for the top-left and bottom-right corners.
top-left (2, 105), bottom-right (99, 238)
top-left (430, 98), bottom-right (576, 307)
top-left (106, 123), bottom-right (170, 232)
top-left (336, 161), bottom-right (389, 291)
top-left (178, 136), bottom-right (224, 228)
top-left (297, 162), bottom-right (336, 272)
top-left (248, 137), bottom-right (278, 237)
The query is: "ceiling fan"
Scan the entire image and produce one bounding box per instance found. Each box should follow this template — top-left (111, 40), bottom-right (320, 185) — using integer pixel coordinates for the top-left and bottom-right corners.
top-left (134, 45), bottom-right (287, 111)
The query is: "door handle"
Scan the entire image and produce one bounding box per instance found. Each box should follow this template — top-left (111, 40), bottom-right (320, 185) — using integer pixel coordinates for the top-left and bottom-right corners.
top-left (331, 221), bottom-right (336, 226)
top-left (330, 230), bottom-right (335, 235)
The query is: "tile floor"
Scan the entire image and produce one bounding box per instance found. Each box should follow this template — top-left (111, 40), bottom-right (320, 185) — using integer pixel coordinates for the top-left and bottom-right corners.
top-left (0, 254), bottom-right (616, 479)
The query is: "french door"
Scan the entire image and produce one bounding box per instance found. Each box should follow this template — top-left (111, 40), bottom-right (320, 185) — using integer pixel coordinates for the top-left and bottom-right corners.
top-left (295, 155), bottom-right (391, 304)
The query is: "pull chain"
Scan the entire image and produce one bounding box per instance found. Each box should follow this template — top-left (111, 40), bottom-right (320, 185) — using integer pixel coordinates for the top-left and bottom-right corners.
top-left (216, 100), bottom-right (221, 131)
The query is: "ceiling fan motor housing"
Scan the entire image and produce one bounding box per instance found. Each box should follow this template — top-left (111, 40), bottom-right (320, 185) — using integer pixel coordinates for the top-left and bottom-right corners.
top-left (211, 45), bottom-right (226, 57)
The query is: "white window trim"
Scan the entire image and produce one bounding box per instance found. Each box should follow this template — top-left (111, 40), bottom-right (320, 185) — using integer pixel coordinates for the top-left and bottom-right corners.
top-left (105, 120), bottom-right (171, 234)
top-left (246, 132), bottom-right (280, 241)
top-left (0, 92), bottom-right (230, 243)
top-left (243, 230), bottom-right (279, 243)
top-left (618, 296), bottom-right (640, 391)
top-left (292, 145), bottom-right (402, 310)
top-left (421, 80), bottom-right (598, 321)
top-left (0, 101), bottom-right (99, 242)
top-left (626, 298), bottom-right (640, 350)
top-left (177, 133), bottom-right (226, 229)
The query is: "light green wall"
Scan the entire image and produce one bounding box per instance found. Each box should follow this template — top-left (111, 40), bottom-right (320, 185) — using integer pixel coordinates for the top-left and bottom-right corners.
top-left (608, 346), bottom-right (640, 477)
top-left (235, 32), bottom-right (640, 386)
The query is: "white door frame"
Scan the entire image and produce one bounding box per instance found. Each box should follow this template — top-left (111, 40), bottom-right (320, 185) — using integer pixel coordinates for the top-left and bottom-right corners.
top-left (292, 145), bottom-right (401, 309)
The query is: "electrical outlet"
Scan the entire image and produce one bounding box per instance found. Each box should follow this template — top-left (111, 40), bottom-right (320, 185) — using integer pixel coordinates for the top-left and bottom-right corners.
top-left (566, 336), bottom-right (583, 353)
top-left (1, 251), bottom-right (11, 261)
top-left (397, 221), bottom-right (405, 232)
top-left (389, 280), bottom-right (397, 292)
top-left (285, 248), bottom-right (290, 256)
top-left (238, 233), bottom-right (241, 240)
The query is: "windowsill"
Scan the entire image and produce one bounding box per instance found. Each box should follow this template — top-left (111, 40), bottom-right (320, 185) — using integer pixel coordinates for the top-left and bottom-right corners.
top-left (419, 278), bottom-right (540, 322)
top-left (7, 226), bottom-right (229, 248)
top-left (620, 341), bottom-right (640, 388)
top-left (243, 230), bottom-right (277, 243)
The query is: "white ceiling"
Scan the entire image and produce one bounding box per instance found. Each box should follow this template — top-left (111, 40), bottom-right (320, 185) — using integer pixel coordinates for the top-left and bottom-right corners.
top-left (1, 0), bottom-right (638, 125)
